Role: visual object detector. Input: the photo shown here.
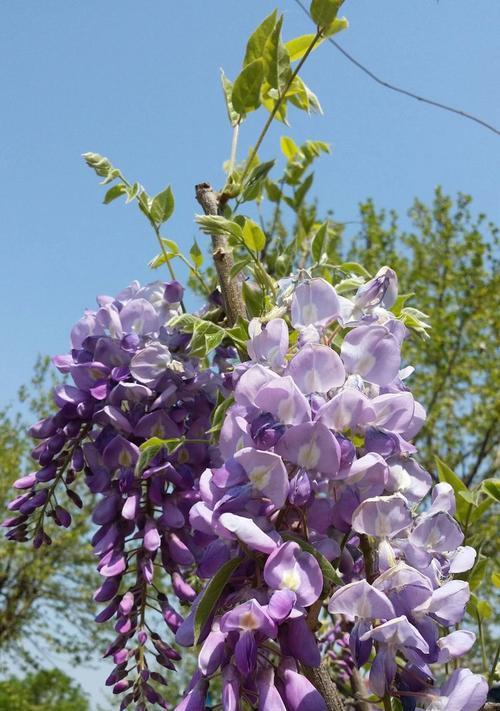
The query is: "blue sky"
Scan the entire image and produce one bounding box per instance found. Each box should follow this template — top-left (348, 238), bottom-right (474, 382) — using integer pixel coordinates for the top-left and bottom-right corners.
top-left (0, 0), bottom-right (499, 705)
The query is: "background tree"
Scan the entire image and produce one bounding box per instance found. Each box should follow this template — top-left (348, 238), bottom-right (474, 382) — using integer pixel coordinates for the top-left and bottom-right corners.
top-left (0, 668), bottom-right (89, 711)
top-left (0, 358), bottom-right (105, 663)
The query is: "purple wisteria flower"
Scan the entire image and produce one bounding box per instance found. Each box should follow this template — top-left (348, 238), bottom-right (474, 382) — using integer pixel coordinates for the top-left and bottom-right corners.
top-left (6, 264), bottom-right (484, 710)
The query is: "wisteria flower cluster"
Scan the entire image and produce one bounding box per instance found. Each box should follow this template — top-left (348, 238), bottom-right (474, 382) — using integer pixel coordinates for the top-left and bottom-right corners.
top-left (5, 268), bottom-right (488, 711)
top-left (178, 268), bottom-right (488, 711)
top-left (5, 279), bottom-right (222, 708)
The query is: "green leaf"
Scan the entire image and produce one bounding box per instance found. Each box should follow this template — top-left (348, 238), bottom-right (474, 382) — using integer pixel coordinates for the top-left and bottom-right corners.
top-left (286, 76), bottom-right (323, 115)
top-left (149, 252), bottom-right (175, 269)
top-left (336, 261), bottom-right (372, 278)
top-left (476, 599), bottom-right (492, 620)
top-left (242, 219), bottom-right (266, 252)
top-left (335, 276), bottom-right (364, 294)
top-left (280, 136), bottom-right (301, 161)
top-left (225, 317), bottom-right (250, 351)
top-left (285, 34), bottom-right (325, 62)
top-left (189, 241), bottom-right (203, 269)
top-left (282, 532), bottom-right (343, 590)
top-left (310, 0), bottom-right (343, 28)
top-left (150, 186), bottom-right (175, 225)
top-left (492, 571), bottom-right (500, 588)
top-left (232, 59), bottom-right (265, 115)
top-left (209, 393), bottom-right (235, 438)
top-left (468, 557), bottom-right (488, 592)
top-left (481, 478), bottom-right (500, 503)
top-left (435, 456), bottom-right (470, 525)
top-left (160, 238), bottom-right (180, 255)
top-left (469, 496), bottom-right (494, 524)
top-left (391, 292), bottom-right (415, 317)
top-left (220, 70), bottom-right (240, 126)
top-left (231, 256), bottom-right (252, 278)
top-left (241, 160), bottom-right (275, 202)
top-left (103, 183), bottom-right (127, 204)
top-left (82, 152), bottom-right (113, 178)
top-left (458, 490), bottom-right (480, 507)
top-left (312, 222), bottom-right (329, 263)
top-left (125, 182), bottom-right (140, 204)
top-left (242, 280), bottom-right (265, 318)
top-left (263, 16), bottom-right (292, 94)
top-left (194, 557), bottom-right (243, 644)
top-left (323, 16), bottom-right (349, 38)
top-left (195, 214), bottom-right (243, 241)
top-left (135, 437), bottom-right (184, 475)
top-left (294, 173), bottom-right (314, 206)
top-left (244, 10), bottom-right (278, 66)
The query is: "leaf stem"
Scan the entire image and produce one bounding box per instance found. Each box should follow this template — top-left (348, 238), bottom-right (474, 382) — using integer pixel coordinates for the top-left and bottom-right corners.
top-left (228, 120), bottom-right (241, 175)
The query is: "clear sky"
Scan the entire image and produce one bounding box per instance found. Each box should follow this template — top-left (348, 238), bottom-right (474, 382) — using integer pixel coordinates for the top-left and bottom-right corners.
top-left (0, 0), bottom-right (499, 705)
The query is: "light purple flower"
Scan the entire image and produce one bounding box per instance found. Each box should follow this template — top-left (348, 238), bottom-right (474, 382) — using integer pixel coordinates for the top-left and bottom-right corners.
top-left (217, 513), bottom-right (278, 554)
top-left (436, 630), bottom-right (476, 663)
top-left (286, 343), bottom-right (345, 394)
top-left (263, 541), bottom-right (322, 607)
top-left (254, 375), bottom-right (311, 425)
top-left (291, 278), bottom-right (340, 329)
top-left (328, 579), bottom-right (395, 621)
top-left (428, 668), bottom-right (488, 711)
top-left (130, 343), bottom-right (172, 385)
top-left (352, 494), bottom-right (412, 538)
top-left (279, 659), bottom-right (327, 711)
top-left (315, 388), bottom-right (375, 431)
top-left (341, 324), bottom-right (401, 385)
top-left (275, 421), bottom-right (340, 478)
top-left (409, 511), bottom-right (464, 554)
top-left (233, 447), bottom-right (288, 508)
top-left (247, 318), bottom-right (289, 370)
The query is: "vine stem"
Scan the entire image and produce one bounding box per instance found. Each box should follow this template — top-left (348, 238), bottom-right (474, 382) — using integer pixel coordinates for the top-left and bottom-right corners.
top-left (239, 28), bottom-right (323, 186)
top-left (195, 182), bottom-right (246, 324)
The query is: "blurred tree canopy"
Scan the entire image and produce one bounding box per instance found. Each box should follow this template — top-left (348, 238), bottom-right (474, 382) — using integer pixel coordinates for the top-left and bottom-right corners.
top-left (0, 668), bottom-right (89, 711)
top-left (0, 358), bottom-right (104, 663)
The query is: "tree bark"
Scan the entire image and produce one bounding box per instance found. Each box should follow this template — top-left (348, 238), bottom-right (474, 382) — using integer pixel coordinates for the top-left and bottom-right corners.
top-left (195, 183), bottom-right (246, 325)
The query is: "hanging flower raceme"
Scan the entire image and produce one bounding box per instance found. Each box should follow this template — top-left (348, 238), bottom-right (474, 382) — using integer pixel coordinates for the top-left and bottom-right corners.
top-left (5, 268), bottom-right (488, 711)
top-left (177, 272), bottom-right (487, 711)
top-left (5, 279), bottom-right (222, 709)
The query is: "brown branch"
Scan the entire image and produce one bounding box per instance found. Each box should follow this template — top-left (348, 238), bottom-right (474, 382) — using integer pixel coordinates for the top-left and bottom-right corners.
top-left (464, 418), bottom-right (499, 486)
top-left (195, 183), bottom-right (246, 325)
top-left (305, 599), bottom-right (345, 711)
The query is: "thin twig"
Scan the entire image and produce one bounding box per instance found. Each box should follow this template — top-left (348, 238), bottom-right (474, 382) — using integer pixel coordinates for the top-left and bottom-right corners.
top-left (291, 0), bottom-right (500, 136)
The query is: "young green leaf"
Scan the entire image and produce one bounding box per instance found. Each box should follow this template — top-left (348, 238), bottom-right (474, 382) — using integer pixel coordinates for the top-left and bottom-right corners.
top-left (263, 16), bottom-right (292, 94)
top-left (310, 0), bottom-right (343, 28)
top-left (189, 241), bottom-right (203, 269)
top-left (311, 222), bottom-right (329, 263)
top-left (103, 183), bottom-right (127, 205)
top-left (481, 478), bottom-right (500, 503)
top-left (220, 70), bottom-right (241, 127)
top-left (280, 136), bottom-right (301, 161)
top-left (242, 219), bottom-right (266, 252)
top-left (232, 59), bottom-right (265, 115)
top-left (435, 456), bottom-right (470, 525)
top-left (82, 152), bottom-right (113, 178)
top-left (195, 214), bottom-right (243, 241)
top-left (150, 186), bottom-right (175, 225)
top-left (285, 34), bottom-right (325, 62)
top-left (244, 10), bottom-right (278, 66)
top-left (194, 557), bottom-right (244, 644)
